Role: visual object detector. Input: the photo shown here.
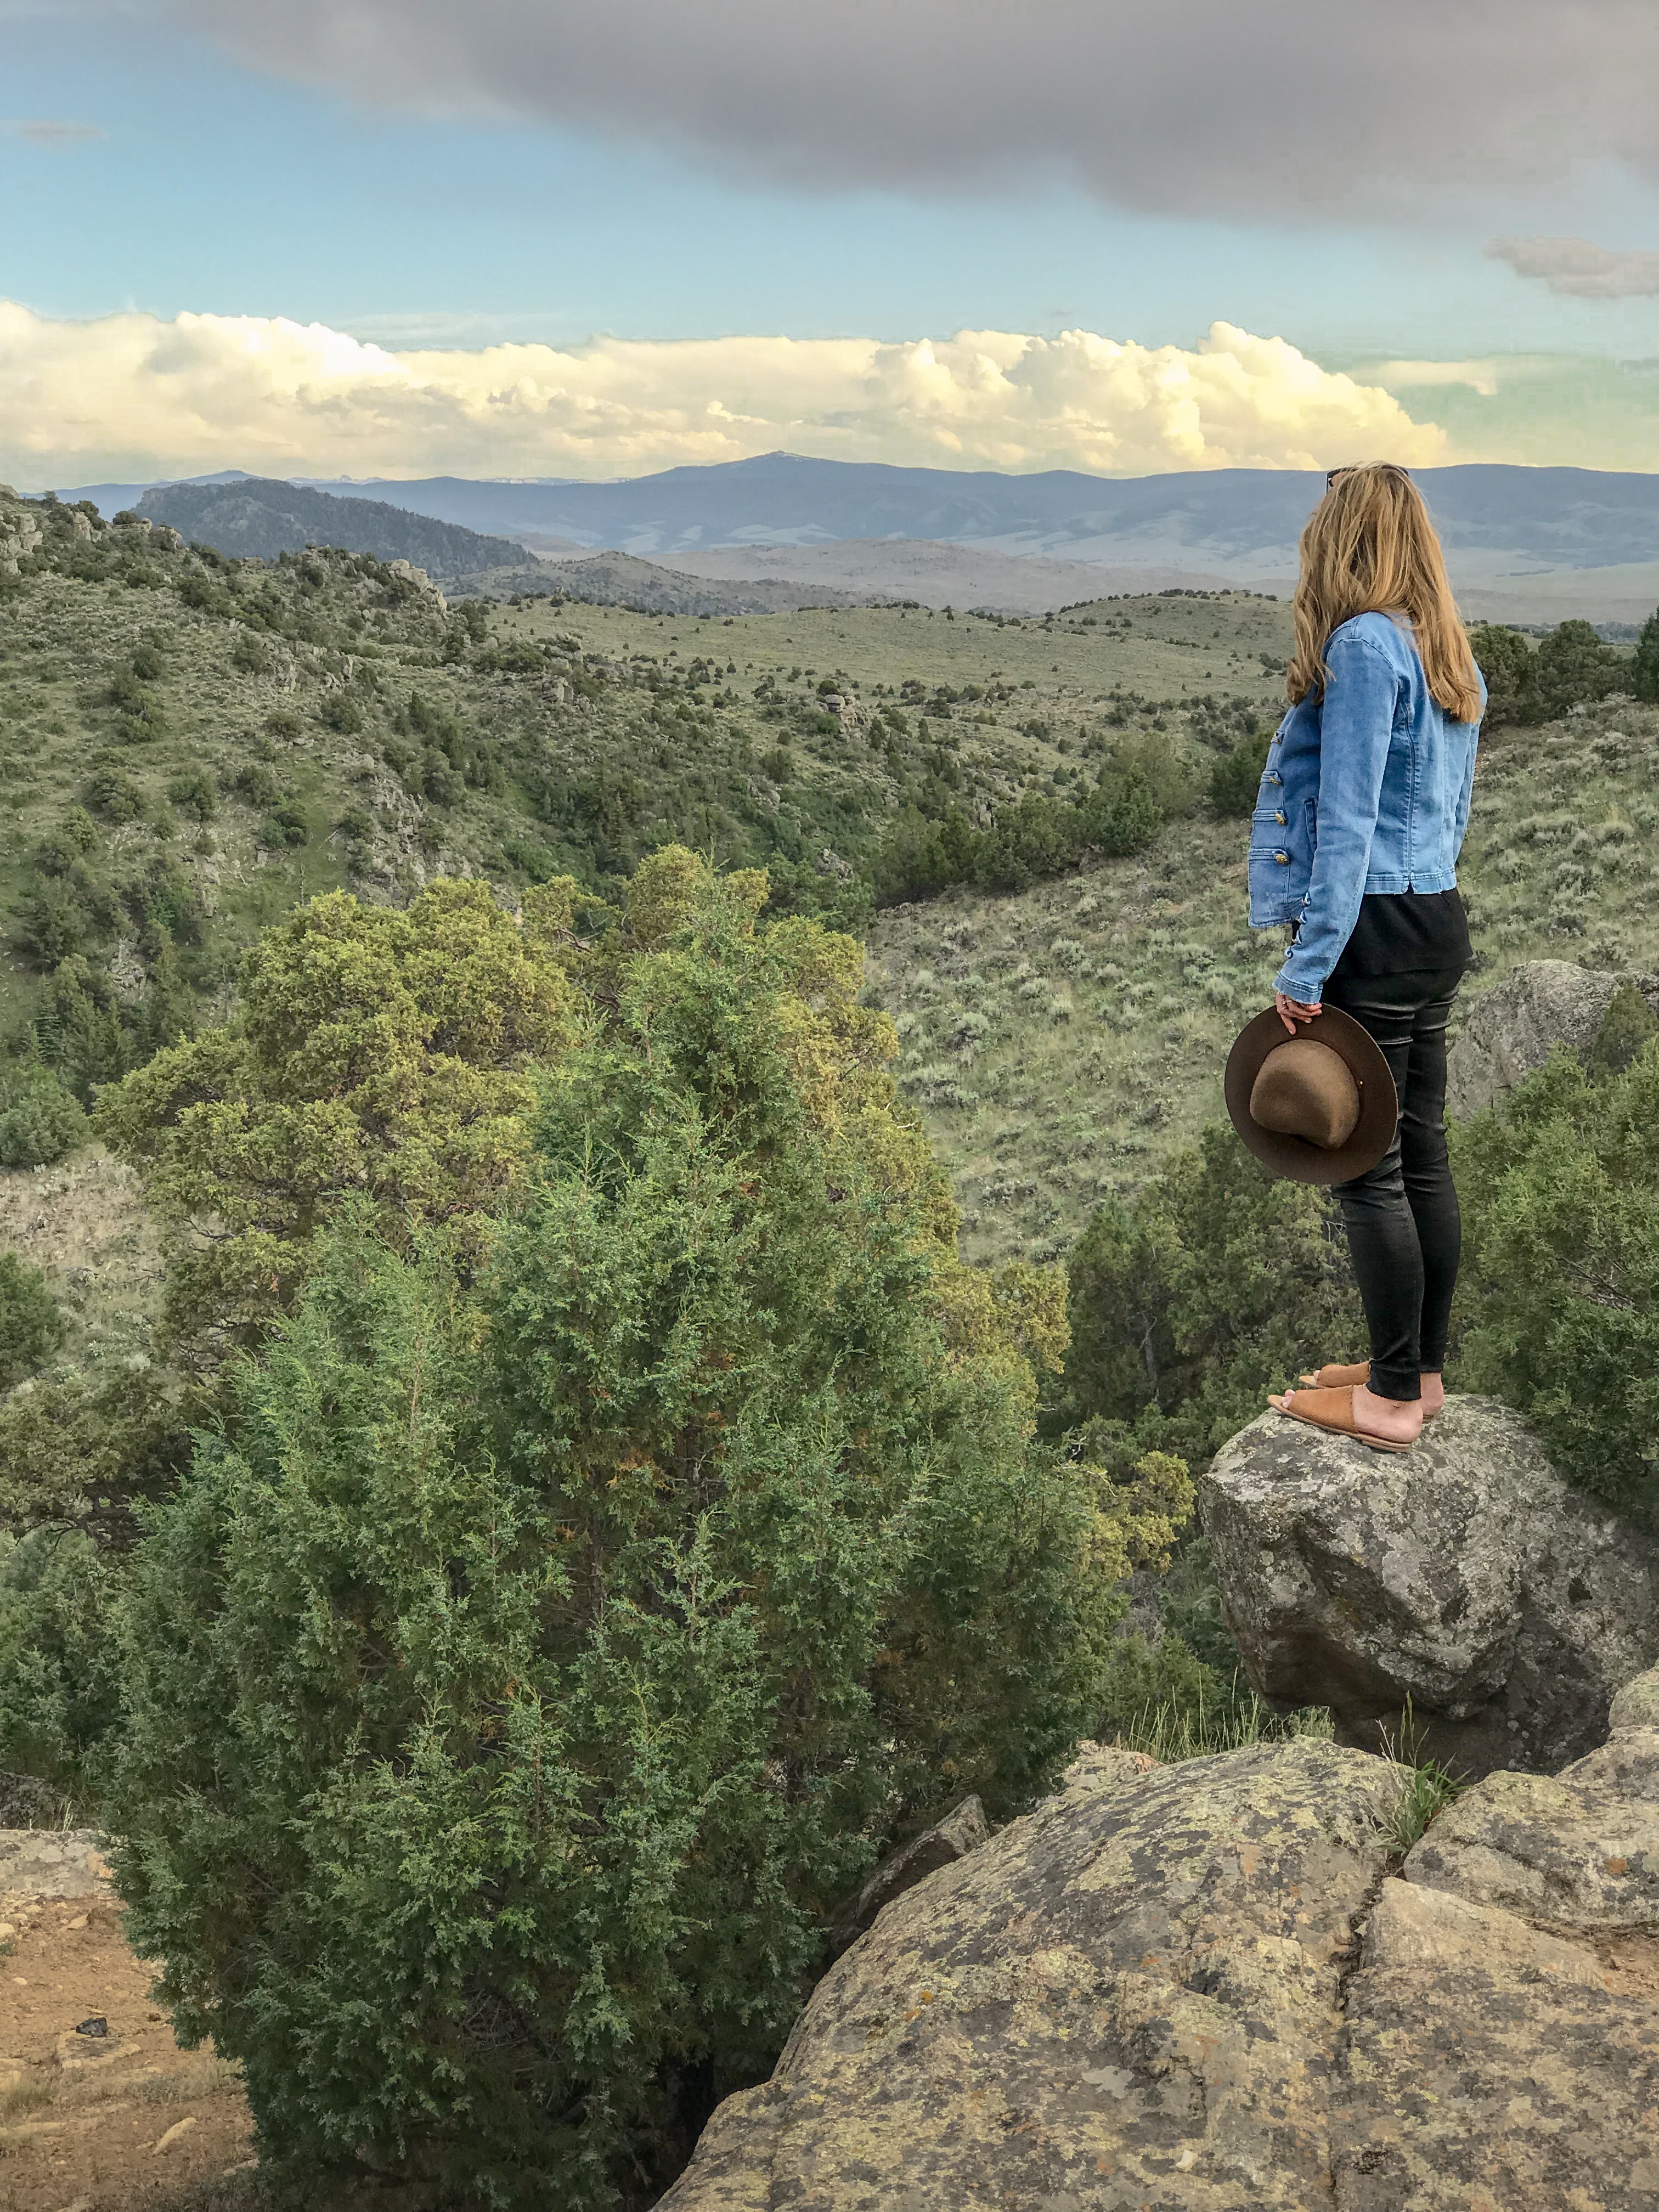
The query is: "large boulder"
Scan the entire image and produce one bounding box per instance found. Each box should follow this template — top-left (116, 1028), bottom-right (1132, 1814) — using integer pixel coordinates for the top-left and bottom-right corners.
top-left (663, 1681), bottom-right (1659, 2211)
top-left (1445, 958), bottom-right (1619, 1119)
top-left (660, 1737), bottom-right (1396, 2211)
top-left (1198, 1396), bottom-right (1659, 1776)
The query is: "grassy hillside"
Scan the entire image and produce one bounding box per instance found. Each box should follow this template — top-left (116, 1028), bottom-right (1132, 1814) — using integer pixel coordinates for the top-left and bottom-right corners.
top-left (0, 486), bottom-right (1289, 1070)
top-left (869, 693), bottom-right (1659, 1263)
top-left (4, 483), bottom-right (1652, 1279)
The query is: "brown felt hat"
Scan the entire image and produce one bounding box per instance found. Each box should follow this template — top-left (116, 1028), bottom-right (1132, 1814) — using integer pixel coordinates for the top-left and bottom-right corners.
top-left (1224, 1005), bottom-right (1398, 1186)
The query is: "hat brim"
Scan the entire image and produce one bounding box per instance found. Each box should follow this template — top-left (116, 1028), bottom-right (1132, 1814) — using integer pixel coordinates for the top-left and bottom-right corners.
top-left (1224, 1005), bottom-right (1398, 1186)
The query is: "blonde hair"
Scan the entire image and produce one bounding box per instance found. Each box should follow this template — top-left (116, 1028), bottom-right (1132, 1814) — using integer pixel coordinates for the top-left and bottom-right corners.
top-left (1287, 464), bottom-right (1483, 723)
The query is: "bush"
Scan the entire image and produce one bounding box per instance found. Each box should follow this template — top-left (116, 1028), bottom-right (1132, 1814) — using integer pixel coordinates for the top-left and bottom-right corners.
top-left (228, 760), bottom-right (280, 808)
top-left (0, 1252), bottom-right (64, 1390)
top-left (1633, 606), bottom-right (1659, 705)
top-left (320, 692), bottom-right (364, 735)
top-left (258, 799), bottom-right (309, 848)
top-left (0, 1529), bottom-right (126, 1819)
top-left (1062, 1123), bottom-right (1364, 1470)
top-left (84, 758), bottom-right (147, 823)
top-left (13, 878), bottom-right (92, 967)
top-left (1208, 730), bottom-right (1272, 817)
top-left (1452, 1026), bottom-right (1659, 1513)
top-left (0, 1062), bottom-right (89, 1167)
top-left (110, 851), bottom-right (1140, 2208)
top-left (166, 769), bottom-right (217, 823)
top-left (1469, 624), bottom-right (1536, 726)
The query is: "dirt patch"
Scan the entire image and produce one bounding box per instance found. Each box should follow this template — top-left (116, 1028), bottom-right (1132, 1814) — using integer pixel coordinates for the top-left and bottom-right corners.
top-left (0, 1894), bottom-right (257, 2212)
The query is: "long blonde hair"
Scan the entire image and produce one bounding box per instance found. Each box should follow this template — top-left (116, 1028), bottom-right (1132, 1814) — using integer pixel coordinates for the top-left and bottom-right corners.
top-left (1288, 464), bottom-right (1483, 723)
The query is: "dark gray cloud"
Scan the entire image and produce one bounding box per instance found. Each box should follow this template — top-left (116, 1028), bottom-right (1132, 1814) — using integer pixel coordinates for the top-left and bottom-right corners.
top-left (1488, 235), bottom-right (1659, 298)
top-left (146, 0), bottom-right (1659, 220)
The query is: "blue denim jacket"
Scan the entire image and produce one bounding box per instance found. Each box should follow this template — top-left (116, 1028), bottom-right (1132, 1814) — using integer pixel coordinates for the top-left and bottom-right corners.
top-left (1248, 612), bottom-right (1482, 1001)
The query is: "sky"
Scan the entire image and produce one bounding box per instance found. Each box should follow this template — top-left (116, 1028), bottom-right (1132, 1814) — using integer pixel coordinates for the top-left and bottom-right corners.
top-left (4, 0), bottom-right (1659, 484)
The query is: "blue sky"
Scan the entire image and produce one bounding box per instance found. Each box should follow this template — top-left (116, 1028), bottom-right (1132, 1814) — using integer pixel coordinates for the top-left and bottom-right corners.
top-left (5, 1), bottom-right (1659, 481)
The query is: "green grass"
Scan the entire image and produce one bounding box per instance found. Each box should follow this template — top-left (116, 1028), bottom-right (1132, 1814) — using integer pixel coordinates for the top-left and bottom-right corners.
top-left (1382, 1757), bottom-right (1463, 1854)
top-left (1108, 1679), bottom-right (1335, 1762)
top-left (870, 696), bottom-right (1659, 1265)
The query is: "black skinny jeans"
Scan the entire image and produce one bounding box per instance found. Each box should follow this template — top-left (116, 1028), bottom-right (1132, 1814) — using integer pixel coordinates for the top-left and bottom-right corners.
top-left (1320, 965), bottom-right (1465, 1402)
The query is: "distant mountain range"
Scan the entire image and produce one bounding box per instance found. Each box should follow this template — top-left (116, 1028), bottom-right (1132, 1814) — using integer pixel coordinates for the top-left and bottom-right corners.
top-left (54, 456), bottom-right (1659, 622)
top-left (125, 475), bottom-right (883, 616)
top-left (135, 477), bottom-right (543, 589)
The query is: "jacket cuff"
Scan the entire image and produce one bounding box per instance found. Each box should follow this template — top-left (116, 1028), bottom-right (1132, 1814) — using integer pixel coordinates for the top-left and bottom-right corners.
top-left (1273, 958), bottom-right (1328, 1003)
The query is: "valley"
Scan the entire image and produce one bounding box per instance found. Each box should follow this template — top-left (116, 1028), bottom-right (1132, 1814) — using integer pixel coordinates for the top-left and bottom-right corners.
top-left (4, 482), bottom-right (1656, 1286)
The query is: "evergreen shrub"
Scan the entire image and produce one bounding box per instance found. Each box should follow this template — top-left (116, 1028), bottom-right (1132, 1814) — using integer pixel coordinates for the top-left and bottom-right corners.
top-left (0, 1062), bottom-right (88, 1167)
top-left (0, 1252), bottom-right (63, 1389)
top-left (1451, 1023), bottom-right (1659, 1514)
top-left (110, 851), bottom-right (1173, 2208)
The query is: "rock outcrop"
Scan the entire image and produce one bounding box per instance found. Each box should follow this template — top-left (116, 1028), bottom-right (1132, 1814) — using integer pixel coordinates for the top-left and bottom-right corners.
top-left (1199, 1395), bottom-right (1659, 1776)
top-left (1444, 957), bottom-right (1659, 1119)
top-left (830, 1793), bottom-right (989, 1956)
top-left (662, 1670), bottom-right (1659, 2211)
top-left (1406, 1686), bottom-right (1659, 1928)
top-left (661, 1736), bottom-right (1395, 2210)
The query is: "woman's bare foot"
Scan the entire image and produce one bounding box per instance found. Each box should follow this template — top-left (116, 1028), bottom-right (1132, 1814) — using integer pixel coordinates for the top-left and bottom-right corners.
top-left (1267, 1382), bottom-right (1426, 1446)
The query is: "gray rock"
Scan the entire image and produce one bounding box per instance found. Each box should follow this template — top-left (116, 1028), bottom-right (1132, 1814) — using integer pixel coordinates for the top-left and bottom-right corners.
top-left (1611, 1663), bottom-right (1659, 1734)
top-left (1199, 1396), bottom-right (1659, 1776)
top-left (1332, 1877), bottom-right (1659, 2208)
top-left (660, 1737), bottom-right (1397, 2212)
top-left (1445, 958), bottom-right (1619, 1119)
top-left (0, 1828), bottom-right (112, 1901)
top-left (831, 1794), bottom-right (990, 1954)
top-left (664, 1671), bottom-right (1659, 2212)
top-left (1055, 1740), bottom-right (1159, 1799)
top-left (1403, 1723), bottom-right (1659, 1928)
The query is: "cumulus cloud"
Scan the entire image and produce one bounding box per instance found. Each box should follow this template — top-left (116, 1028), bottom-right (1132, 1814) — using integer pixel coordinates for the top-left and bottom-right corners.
top-left (0, 302), bottom-right (1449, 484)
top-left (1488, 235), bottom-right (1659, 299)
top-left (126, 0), bottom-right (1659, 221)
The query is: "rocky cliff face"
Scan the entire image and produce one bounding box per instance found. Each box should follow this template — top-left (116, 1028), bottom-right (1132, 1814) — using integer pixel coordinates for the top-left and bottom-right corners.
top-left (661, 1678), bottom-right (1659, 2210)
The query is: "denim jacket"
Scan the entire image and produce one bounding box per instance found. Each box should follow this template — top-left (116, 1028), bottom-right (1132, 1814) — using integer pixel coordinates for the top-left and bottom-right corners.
top-left (1248, 611), bottom-right (1482, 1001)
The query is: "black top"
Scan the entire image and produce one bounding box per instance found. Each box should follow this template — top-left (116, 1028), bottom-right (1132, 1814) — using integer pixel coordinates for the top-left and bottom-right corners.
top-left (1329, 888), bottom-right (1471, 981)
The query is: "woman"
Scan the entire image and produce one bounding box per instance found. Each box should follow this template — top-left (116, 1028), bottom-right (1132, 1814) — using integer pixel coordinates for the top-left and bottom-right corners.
top-left (1248, 463), bottom-right (1485, 1449)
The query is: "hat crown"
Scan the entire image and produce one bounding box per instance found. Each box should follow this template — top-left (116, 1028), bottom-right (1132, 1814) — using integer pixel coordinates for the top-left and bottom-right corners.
top-left (1248, 1036), bottom-right (1361, 1150)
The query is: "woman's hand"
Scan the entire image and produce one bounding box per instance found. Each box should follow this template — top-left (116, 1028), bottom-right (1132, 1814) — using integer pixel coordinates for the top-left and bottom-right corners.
top-left (1275, 989), bottom-right (1322, 1035)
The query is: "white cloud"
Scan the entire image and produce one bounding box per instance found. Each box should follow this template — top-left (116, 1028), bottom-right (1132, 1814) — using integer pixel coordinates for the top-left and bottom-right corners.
top-left (1488, 235), bottom-right (1659, 300)
top-left (0, 302), bottom-right (1449, 484)
top-left (125, 0), bottom-right (1659, 221)
top-left (1372, 360), bottom-right (1504, 398)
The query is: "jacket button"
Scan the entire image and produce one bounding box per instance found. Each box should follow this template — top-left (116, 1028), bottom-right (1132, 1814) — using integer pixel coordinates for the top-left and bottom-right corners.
top-left (1267, 772), bottom-right (1282, 785)
top-left (1274, 851), bottom-right (1289, 865)
top-left (1275, 810), bottom-right (1286, 824)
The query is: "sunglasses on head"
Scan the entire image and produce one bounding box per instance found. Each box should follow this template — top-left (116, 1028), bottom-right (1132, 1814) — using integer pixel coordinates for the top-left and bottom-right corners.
top-left (1326, 463), bottom-right (1412, 490)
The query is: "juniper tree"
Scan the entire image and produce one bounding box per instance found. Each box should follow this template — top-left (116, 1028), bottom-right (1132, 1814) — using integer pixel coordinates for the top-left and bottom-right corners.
top-left (110, 851), bottom-right (1184, 2208)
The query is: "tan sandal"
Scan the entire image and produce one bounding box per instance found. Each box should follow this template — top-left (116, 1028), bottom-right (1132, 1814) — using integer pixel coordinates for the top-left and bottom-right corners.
top-left (1297, 1361), bottom-right (1442, 1419)
top-left (1272, 1384), bottom-right (1419, 1454)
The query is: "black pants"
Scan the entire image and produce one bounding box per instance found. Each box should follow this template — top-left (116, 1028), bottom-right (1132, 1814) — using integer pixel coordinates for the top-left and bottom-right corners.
top-left (1321, 966), bottom-right (1465, 1402)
